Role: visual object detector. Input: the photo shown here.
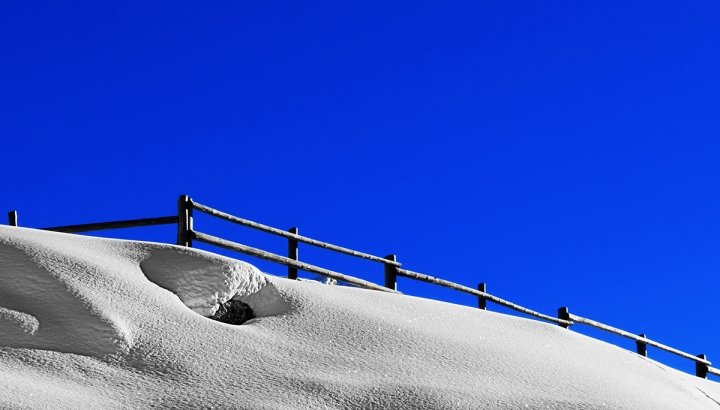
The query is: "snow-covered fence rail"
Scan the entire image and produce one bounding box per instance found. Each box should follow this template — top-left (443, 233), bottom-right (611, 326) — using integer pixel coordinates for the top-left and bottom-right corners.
top-left (190, 230), bottom-right (399, 294)
top-left (182, 196), bottom-right (572, 325)
top-left (7, 194), bottom-right (719, 380)
top-left (557, 307), bottom-right (718, 378)
top-left (395, 268), bottom-right (573, 327)
top-left (183, 197), bottom-right (575, 327)
top-left (189, 200), bottom-right (402, 268)
top-left (185, 196), bottom-right (403, 288)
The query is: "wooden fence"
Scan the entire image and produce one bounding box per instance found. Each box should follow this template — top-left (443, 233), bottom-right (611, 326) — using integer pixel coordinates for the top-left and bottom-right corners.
top-left (6, 194), bottom-right (718, 380)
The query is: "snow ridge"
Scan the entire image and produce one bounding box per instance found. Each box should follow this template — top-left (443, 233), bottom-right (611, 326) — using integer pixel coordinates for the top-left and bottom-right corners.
top-left (2, 226), bottom-right (720, 409)
top-left (140, 246), bottom-right (267, 317)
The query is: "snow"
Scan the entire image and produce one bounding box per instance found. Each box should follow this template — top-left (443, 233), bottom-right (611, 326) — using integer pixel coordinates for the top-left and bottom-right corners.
top-left (2, 226), bottom-right (720, 409)
top-left (139, 245), bottom-right (267, 316)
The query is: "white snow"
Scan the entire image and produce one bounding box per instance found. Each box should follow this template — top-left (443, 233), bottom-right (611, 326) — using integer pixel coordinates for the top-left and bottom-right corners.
top-left (1, 225), bottom-right (720, 409)
top-left (139, 245), bottom-right (268, 316)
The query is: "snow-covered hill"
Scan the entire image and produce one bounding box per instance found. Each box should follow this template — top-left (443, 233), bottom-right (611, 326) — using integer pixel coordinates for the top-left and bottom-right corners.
top-left (1, 225), bottom-right (719, 409)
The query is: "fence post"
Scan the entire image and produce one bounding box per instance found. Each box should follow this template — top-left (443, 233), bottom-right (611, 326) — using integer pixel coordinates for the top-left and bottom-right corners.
top-left (478, 283), bottom-right (487, 310)
top-left (558, 307), bottom-right (570, 329)
top-left (384, 254), bottom-right (398, 291)
top-left (636, 334), bottom-right (648, 357)
top-left (696, 354), bottom-right (708, 379)
top-left (177, 195), bottom-right (193, 247)
top-left (8, 211), bottom-right (17, 226)
top-left (288, 227), bottom-right (299, 279)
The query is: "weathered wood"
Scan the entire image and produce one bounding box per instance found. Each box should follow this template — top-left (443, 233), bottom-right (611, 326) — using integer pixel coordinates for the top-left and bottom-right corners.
top-left (8, 211), bottom-right (17, 227)
top-left (288, 227), bottom-right (299, 280)
top-left (397, 268), bottom-right (573, 326)
top-left (557, 307), bottom-right (571, 329)
top-left (191, 230), bottom-right (400, 294)
top-left (478, 283), bottom-right (487, 310)
top-left (384, 254), bottom-right (398, 290)
top-left (567, 313), bottom-right (712, 366)
top-left (697, 354), bottom-right (709, 379)
top-left (43, 216), bottom-right (179, 233)
top-left (191, 201), bottom-right (401, 267)
top-left (636, 333), bottom-right (648, 357)
top-left (177, 195), bottom-right (193, 247)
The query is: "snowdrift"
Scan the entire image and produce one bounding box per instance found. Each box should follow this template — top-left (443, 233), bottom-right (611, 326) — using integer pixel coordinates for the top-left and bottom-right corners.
top-left (1, 225), bottom-right (720, 409)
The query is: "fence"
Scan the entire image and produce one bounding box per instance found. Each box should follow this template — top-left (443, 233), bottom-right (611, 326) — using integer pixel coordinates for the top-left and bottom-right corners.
top-left (6, 195), bottom-right (719, 380)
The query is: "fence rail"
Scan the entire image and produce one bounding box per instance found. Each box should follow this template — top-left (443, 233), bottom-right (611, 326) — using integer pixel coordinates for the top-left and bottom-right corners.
top-left (42, 216), bottom-right (179, 233)
top-left (557, 307), bottom-right (715, 377)
top-left (5, 194), bottom-right (717, 381)
top-left (191, 200), bottom-right (402, 267)
top-left (191, 230), bottom-right (399, 294)
top-left (562, 309), bottom-right (709, 365)
top-left (396, 268), bottom-right (573, 327)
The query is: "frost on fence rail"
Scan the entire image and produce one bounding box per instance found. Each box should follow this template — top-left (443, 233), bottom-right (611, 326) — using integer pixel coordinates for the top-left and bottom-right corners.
top-left (190, 200), bottom-right (401, 267)
top-left (559, 307), bottom-right (717, 379)
top-left (396, 268), bottom-right (573, 327)
top-left (564, 312), bottom-right (710, 365)
top-left (191, 230), bottom-right (400, 294)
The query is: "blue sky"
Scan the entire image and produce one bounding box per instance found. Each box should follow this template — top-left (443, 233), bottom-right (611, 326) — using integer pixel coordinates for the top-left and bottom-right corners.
top-left (3, 1), bottom-right (720, 378)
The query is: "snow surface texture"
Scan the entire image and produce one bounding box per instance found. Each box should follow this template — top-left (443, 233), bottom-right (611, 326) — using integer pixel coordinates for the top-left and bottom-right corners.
top-left (1, 226), bottom-right (720, 409)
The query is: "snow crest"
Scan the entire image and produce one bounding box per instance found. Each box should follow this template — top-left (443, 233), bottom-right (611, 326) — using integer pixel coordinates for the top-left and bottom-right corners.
top-left (140, 246), bottom-right (268, 316)
top-left (0, 307), bottom-right (39, 335)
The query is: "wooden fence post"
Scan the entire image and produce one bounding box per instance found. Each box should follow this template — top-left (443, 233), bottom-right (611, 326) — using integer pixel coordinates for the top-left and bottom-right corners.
top-left (177, 195), bottom-right (193, 247)
top-left (8, 211), bottom-right (17, 226)
top-left (384, 254), bottom-right (398, 291)
top-left (636, 334), bottom-right (648, 357)
top-left (558, 307), bottom-right (570, 329)
top-left (288, 227), bottom-right (299, 279)
top-left (478, 283), bottom-right (487, 310)
top-left (696, 354), bottom-right (708, 379)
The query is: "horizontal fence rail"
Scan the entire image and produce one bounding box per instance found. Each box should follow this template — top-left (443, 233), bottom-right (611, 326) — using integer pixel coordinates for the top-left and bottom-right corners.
top-left (6, 194), bottom-right (719, 381)
top-left (191, 200), bottom-right (401, 267)
top-left (565, 311), bottom-right (710, 365)
top-left (397, 268), bottom-right (573, 327)
top-left (42, 216), bottom-right (179, 233)
top-left (191, 230), bottom-right (399, 294)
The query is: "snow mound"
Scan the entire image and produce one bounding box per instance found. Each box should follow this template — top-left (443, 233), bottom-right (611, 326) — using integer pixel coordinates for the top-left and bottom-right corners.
top-left (0, 226), bottom-right (285, 361)
top-left (140, 246), bottom-right (267, 316)
top-left (1, 225), bottom-right (720, 409)
top-left (0, 230), bottom-right (137, 357)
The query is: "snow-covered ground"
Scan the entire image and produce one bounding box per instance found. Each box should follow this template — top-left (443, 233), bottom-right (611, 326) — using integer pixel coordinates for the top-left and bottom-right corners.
top-left (1, 226), bottom-right (720, 409)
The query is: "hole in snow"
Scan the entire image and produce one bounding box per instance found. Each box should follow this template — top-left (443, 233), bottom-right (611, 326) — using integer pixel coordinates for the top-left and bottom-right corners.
top-left (209, 299), bottom-right (255, 325)
top-left (140, 245), bottom-right (290, 322)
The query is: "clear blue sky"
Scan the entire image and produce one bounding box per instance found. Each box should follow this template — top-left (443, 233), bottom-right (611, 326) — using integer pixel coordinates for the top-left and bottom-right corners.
top-left (3, 1), bottom-right (720, 378)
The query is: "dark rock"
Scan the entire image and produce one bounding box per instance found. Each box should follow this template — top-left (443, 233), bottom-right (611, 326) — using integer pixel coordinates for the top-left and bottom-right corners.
top-left (210, 299), bottom-right (255, 325)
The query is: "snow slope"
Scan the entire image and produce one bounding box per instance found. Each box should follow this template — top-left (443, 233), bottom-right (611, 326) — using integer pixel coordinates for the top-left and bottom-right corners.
top-left (1, 226), bottom-right (720, 409)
